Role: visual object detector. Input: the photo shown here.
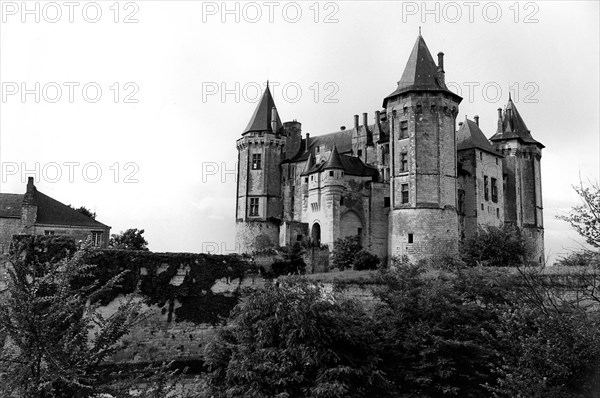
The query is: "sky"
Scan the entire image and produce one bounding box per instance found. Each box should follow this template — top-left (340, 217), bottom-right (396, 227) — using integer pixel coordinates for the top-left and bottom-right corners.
top-left (0, 1), bottom-right (598, 264)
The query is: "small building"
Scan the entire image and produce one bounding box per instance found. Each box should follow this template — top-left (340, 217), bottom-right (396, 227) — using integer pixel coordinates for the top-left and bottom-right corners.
top-left (0, 177), bottom-right (111, 255)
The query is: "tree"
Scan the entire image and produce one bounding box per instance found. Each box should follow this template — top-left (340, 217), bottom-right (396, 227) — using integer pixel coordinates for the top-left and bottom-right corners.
top-left (331, 236), bottom-right (379, 271)
top-left (70, 206), bottom-right (96, 220)
top-left (0, 237), bottom-right (185, 398)
top-left (109, 228), bottom-right (148, 251)
top-left (558, 180), bottom-right (600, 248)
top-left (460, 225), bottom-right (533, 267)
top-left (203, 278), bottom-right (391, 398)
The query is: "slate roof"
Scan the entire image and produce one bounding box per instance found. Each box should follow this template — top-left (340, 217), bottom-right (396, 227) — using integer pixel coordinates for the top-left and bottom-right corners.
top-left (322, 145), bottom-right (344, 170)
top-left (456, 118), bottom-right (499, 155)
top-left (490, 97), bottom-right (544, 148)
top-left (243, 83), bottom-right (282, 134)
top-left (383, 35), bottom-right (461, 107)
top-left (0, 180), bottom-right (109, 228)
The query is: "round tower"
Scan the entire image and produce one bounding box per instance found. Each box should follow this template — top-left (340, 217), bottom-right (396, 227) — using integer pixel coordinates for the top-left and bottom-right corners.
top-left (235, 84), bottom-right (285, 253)
top-left (383, 34), bottom-right (462, 262)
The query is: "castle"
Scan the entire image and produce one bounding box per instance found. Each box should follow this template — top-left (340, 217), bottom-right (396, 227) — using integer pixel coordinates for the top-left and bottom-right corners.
top-left (235, 34), bottom-right (544, 264)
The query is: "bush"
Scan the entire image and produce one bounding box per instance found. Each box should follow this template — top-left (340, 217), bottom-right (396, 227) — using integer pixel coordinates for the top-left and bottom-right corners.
top-left (331, 236), bottom-right (379, 271)
top-left (460, 225), bottom-right (533, 267)
top-left (353, 249), bottom-right (380, 270)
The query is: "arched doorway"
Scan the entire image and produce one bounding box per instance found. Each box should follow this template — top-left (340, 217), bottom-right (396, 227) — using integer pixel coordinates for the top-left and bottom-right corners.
top-left (311, 223), bottom-right (321, 246)
top-left (340, 211), bottom-right (363, 245)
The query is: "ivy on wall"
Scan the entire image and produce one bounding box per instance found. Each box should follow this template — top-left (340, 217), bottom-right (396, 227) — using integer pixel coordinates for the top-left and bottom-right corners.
top-left (10, 235), bottom-right (255, 325)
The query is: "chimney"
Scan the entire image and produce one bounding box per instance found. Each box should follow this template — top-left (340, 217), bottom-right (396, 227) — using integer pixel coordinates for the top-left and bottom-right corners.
top-left (22, 177), bottom-right (38, 229)
top-left (375, 110), bottom-right (381, 124)
top-left (497, 108), bottom-right (502, 120)
top-left (437, 52), bottom-right (445, 85)
top-left (354, 114), bottom-right (359, 130)
top-left (270, 107), bottom-right (278, 133)
top-left (474, 115), bottom-right (479, 126)
top-left (305, 133), bottom-right (310, 153)
top-left (362, 112), bottom-right (368, 129)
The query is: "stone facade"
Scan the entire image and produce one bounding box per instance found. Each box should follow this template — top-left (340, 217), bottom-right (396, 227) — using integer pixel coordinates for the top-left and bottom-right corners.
top-left (235, 34), bottom-right (545, 264)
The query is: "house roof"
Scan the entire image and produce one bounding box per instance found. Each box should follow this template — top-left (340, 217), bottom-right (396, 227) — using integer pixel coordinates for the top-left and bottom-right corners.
top-left (457, 118), bottom-right (499, 155)
top-left (0, 179), bottom-right (109, 229)
top-left (383, 34), bottom-right (461, 107)
top-left (489, 97), bottom-right (544, 148)
top-left (243, 83), bottom-right (282, 134)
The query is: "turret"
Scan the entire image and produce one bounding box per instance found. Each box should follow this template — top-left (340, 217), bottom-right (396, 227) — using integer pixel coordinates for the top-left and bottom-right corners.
top-left (235, 83), bottom-right (285, 253)
top-left (383, 33), bottom-right (462, 262)
top-left (489, 96), bottom-right (545, 263)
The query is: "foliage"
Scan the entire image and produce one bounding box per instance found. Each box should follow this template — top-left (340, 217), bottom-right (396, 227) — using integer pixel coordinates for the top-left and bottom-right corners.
top-left (331, 236), bottom-right (379, 271)
top-left (556, 250), bottom-right (600, 268)
top-left (203, 278), bottom-right (391, 398)
top-left (557, 180), bottom-right (600, 248)
top-left (69, 205), bottom-right (96, 219)
top-left (352, 249), bottom-right (380, 270)
top-left (109, 228), bottom-right (149, 251)
top-left (0, 237), bottom-right (190, 398)
top-left (9, 235), bottom-right (254, 325)
top-left (262, 244), bottom-right (306, 278)
top-left (460, 225), bottom-right (533, 267)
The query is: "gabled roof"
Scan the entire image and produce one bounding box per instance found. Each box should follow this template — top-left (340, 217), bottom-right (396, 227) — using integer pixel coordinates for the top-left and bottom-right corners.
top-left (289, 130), bottom-right (354, 163)
top-left (0, 179), bottom-right (109, 229)
top-left (383, 34), bottom-right (461, 107)
top-left (457, 118), bottom-right (499, 155)
top-left (322, 145), bottom-right (344, 170)
top-left (32, 189), bottom-right (109, 228)
top-left (0, 193), bottom-right (23, 218)
top-left (302, 151), bottom-right (378, 180)
top-left (243, 83), bottom-right (282, 134)
top-left (489, 97), bottom-right (544, 148)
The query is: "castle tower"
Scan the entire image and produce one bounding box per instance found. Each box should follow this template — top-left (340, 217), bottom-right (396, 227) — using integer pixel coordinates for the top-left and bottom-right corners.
top-left (235, 84), bottom-right (285, 253)
top-left (490, 96), bottom-right (545, 263)
top-left (383, 34), bottom-right (462, 261)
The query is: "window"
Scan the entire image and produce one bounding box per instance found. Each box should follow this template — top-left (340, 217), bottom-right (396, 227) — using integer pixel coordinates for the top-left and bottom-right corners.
top-left (399, 120), bottom-right (408, 139)
top-left (316, 146), bottom-right (320, 153)
top-left (251, 153), bottom-right (261, 170)
top-left (296, 234), bottom-right (303, 241)
top-left (458, 189), bottom-right (465, 215)
top-left (249, 198), bottom-right (259, 216)
top-left (304, 177), bottom-right (308, 183)
top-left (329, 171), bottom-right (334, 177)
top-left (384, 197), bottom-right (390, 208)
top-left (408, 233), bottom-right (414, 244)
top-left (44, 230), bottom-right (55, 236)
top-left (480, 151), bottom-right (483, 160)
top-left (340, 196), bottom-right (344, 205)
top-left (357, 149), bottom-right (362, 156)
top-left (401, 184), bottom-right (409, 204)
top-left (416, 103), bottom-right (422, 114)
top-left (484, 175), bottom-right (489, 201)
top-left (91, 231), bottom-right (103, 247)
top-left (400, 152), bottom-right (408, 172)
top-left (481, 203), bottom-right (484, 210)
top-left (496, 208), bottom-right (500, 218)
top-left (495, 157), bottom-right (498, 165)
top-left (491, 178), bottom-right (498, 203)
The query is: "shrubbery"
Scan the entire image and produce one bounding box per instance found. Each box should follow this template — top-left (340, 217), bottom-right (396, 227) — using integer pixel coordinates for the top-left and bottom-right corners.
top-left (331, 236), bottom-right (380, 271)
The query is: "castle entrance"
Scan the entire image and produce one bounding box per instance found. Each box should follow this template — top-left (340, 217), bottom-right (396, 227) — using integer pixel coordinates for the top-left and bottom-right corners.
top-left (311, 223), bottom-right (321, 246)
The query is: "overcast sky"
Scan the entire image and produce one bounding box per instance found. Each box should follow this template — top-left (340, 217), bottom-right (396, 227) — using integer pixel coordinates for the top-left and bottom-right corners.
top-left (1, 1), bottom-right (598, 264)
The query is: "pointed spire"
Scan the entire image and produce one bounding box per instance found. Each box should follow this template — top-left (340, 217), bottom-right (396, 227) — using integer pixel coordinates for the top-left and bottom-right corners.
top-left (301, 153), bottom-right (316, 176)
top-left (323, 145), bottom-right (344, 170)
top-left (489, 97), bottom-right (544, 148)
top-left (243, 83), bottom-right (282, 134)
top-left (383, 34), bottom-right (461, 107)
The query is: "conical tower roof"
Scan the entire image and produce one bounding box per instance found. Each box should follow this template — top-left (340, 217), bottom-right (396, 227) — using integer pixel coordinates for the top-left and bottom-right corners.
top-left (383, 34), bottom-right (461, 107)
top-left (300, 153), bottom-right (316, 176)
top-left (489, 96), bottom-right (544, 148)
top-left (243, 83), bottom-right (282, 134)
top-left (456, 117), bottom-right (498, 155)
top-left (323, 145), bottom-right (344, 170)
